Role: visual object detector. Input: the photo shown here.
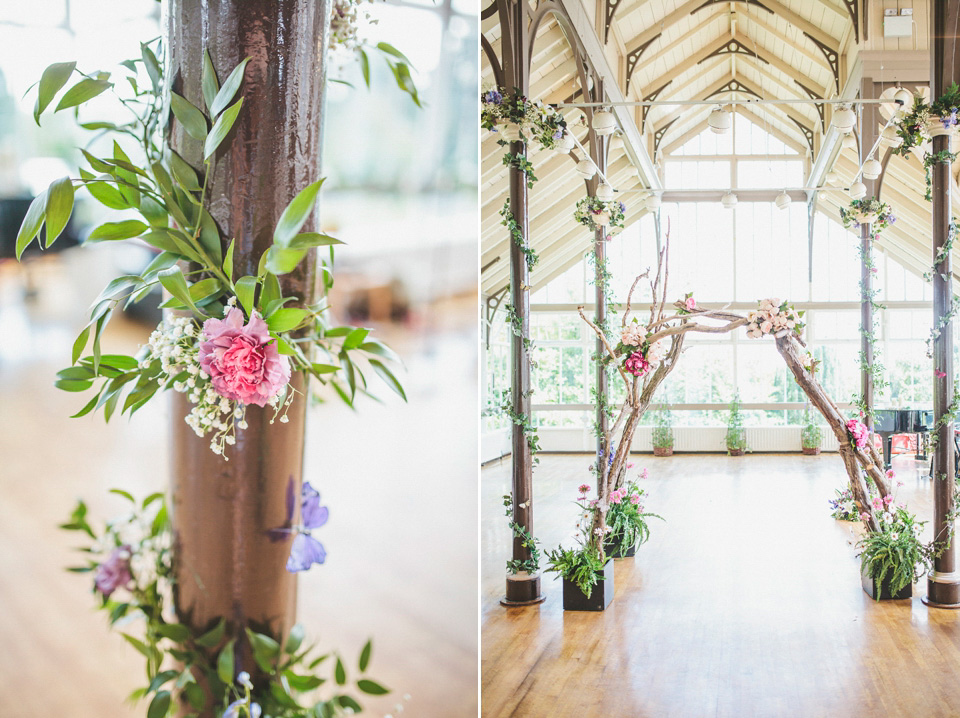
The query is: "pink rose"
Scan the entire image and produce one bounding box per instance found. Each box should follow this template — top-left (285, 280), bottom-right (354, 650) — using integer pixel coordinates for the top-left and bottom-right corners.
top-left (624, 349), bottom-right (652, 377)
top-left (199, 308), bottom-right (291, 406)
top-left (685, 297), bottom-right (696, 311)
top-left (95, 545), bottom-right (132, 598)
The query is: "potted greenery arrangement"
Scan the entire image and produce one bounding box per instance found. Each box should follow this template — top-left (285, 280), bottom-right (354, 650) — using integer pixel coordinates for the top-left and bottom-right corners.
top-left (573, 196), bottom-right (626, 232)
top-left (603, 479), bottom-right (663, 559)
top-left (480, 87), bottom-right (566, 148)
top-left (725, 391), bottom-right (747, 456)
top-left (926, 81), bottom-right (960, 136)
top-left (652, 405), bottom-right (674, 457)
top-left (839, 197), bottom-right (896, 234)
top-left (829, 487), bottom-right (860, 521)
top-left (801, 407), bottom-right (823, 455)
top-left (544, 486), bottom-right (612, 611)
top-left (857, 499), bottom-right (934, 600)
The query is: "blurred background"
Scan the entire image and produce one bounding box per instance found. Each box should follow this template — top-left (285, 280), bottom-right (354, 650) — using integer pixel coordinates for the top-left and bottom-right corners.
top-left (0, 1), bottom-right (478, 716)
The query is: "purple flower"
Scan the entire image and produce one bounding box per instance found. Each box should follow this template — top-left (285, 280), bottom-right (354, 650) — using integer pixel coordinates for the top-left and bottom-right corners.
top-left (95, 545), bottom-right (132, 598)
top-left (483, 90), bottom-right (502, 105)
top-left (224, 700), bottom-right (261, 718)
top-left (618, 202), bottom-right (626, 213)
top-left (553, 129), bottom-right (563, 139)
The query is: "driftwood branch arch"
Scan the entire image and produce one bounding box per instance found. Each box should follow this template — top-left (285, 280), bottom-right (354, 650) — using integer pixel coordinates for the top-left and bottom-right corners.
top-left (579, 237), bottom-right (892, 549)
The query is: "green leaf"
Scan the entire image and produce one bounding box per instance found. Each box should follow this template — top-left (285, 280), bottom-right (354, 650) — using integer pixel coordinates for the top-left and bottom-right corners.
top-left (283, 671), bottom-right (323, 692)
top-left (210, 57), bottom-right (250, 117)
top-left (360, 49), bottom-right (371, 88)
top-left (109, 487), bottom-right (135, 502)
top-left (80, 149), bottom-right (115, 174)
top-left (82, 174), bottom-right (129, 210)
top-left (88, 219), bottom-right (147, 242)
top-left (55, 378), bottom-right (93, 392)
top-left (201, 50), bottom-right (220, 113)
top-left (55, 78), bottom-right (112, 112)
top-left (147, 691), bottom-right (171, 718)
top-left (198, 209), bottom-right (222, 264)
top-left (245, 628), bottom-right (281, 672)
top-left (342, 327), bottom-right (370, 351)
top-left (34, 61), bottom-right (76, 123)
top-left (184, 682), bottom-right (205, 711)
top-left (356, 679), bottom-right (389, 696)
top-left (171, 92), bottom-right (208, 141)
top-left (72, 325), bottom-right (91, 364)
top-left (260, 272), bottom-right (282, 309)
top-left (121, 633), bottom-right (153, 660)
top-left (141, 43), bottom-right (162, 92)
top-left (71, 389), bottom-right (102, 418)
top-left (369, 359), bottom-right (407, 401)
top-left (266, 308), bottom-right (308, 333)
top-left (204, 98), bottom-right (243, 159)
top-left (287, 233), bottom-right (343, 250)
top-left (265, 247), bottom-right (306, 275)
top-left (358, 639), bottom-right (372, 672)
top-left (156, 623), bottom-right (190, 643)
top-left (338, 695), bottom-right (363, 713)
top-left (15, 191), bottom-right (47, 259)
top-left (142, 492), bottom-right (164, 509)
top-left (189, 278), bottom-right (222, 304)
top-left (310, 363), bottom-right (340, 375)
top-left (235, 276), bottom-right (258, 317)
top-left (217, 639), bottom-right (235, 684)
top-left (195, 618), bottom-right (226, 648)
top-left (223, 238), bottom-right (235, 283)
top-left (273, 179), bottom-right (324, 247)
top-left (359, 340), bottom-right (400, 364)
top-left (147, 670), bottom-right (179, 695)
top-left (158, 267), bottom-right (200, 315)
top-left (139, 196), bottom-right (168, 227)
top-left (376, 41), bottom-right (412, 64)
top-left (285, 623), bottom-right (305, 654)
top-left (168, 150), bottom-right (201, 192)
top-left (44, 177), bottom-right (74, 246)
top-left (335, 657), bottom-right (346, 686)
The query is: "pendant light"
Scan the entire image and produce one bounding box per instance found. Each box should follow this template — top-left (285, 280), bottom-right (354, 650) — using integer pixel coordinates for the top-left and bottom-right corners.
top-left (592, 109), bottom-right (617, 136)
top-left (850, 180), bottom-right (867, 200)
top-left (707, 106), bottom-right (732, 134)
top-left (645, 193), bottom-right (661, 211)
top-left (894, 87), bottom-right (914, 108)
top-left (610, 133), bottom-right (625, 151)
top-left (596, 182), bottom-right (615, 202)
top-left (721, 192), bottom-right (738, 209)
top-left (576, 158), bottom-right (597, 179)
top-left (862, 157), bottom-right (882, 181)
top-left (841, 133), bottom-right (858, 151)
top-left (775, 190), bottom-right (791, 210)
top-left (825, 170), bottom-right (839, 185)
top-left (832, 104), bottom-right (857, 132)
top-left (880, 125), bottom-right (903, 148)
top-left (556, 130), bottom-right (575, 153)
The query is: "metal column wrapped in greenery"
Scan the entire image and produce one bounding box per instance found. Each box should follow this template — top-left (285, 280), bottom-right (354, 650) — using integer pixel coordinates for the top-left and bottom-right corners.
top-left (17, 2), bottom-right (415, 712)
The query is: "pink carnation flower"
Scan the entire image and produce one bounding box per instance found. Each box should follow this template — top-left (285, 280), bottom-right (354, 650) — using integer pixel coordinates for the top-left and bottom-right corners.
top-left (199, 307), bottom-right (291, 407)
top-left (846, 418), bottom-right (869, 450)
top-left (624, 349), bottom-right (652, 377)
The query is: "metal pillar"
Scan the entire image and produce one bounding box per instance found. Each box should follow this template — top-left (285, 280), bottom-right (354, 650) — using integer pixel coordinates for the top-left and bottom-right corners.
top-left (498, 0), bottom-right (542, 606)
top-left (859, 77), bottom-right (878, 429)
top-left (167, 0), bottom-right (328, 699)
top-left (925, 1), bottom-right (960, 609)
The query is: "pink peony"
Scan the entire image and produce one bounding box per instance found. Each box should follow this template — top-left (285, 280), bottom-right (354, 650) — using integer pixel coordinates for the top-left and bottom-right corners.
top-left (621, 324), bottom-right (644, 347)
top-left (685, 296), bottom-right (696, 311)
top-left (624, 349), bottom-right (652, 377)
top-left (846, 418), bottom-right (869, 449)
top-left (95, 545), bottom-right (132, 598)
top-left (199, 308), bottom-right (291, 407)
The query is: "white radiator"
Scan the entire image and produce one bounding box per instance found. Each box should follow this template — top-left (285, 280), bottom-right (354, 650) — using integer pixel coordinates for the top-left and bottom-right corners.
top-left (534, 426), bottom-right (839, 453)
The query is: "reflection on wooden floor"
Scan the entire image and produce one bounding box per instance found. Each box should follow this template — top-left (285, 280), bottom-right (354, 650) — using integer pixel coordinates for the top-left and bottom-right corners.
top-left (481, 452), bottom-right (960, 718)
top-left (0, 258), bottom-right (478, 718)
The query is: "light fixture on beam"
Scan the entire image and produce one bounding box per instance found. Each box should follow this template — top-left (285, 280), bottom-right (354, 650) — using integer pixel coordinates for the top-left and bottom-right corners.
top-left (775, 190), bottom-right (791, 210)
top-left (841, 133), bottom-right (858, 151)
top-left (576, 158), bottom-right (598, 179)
top-left (610, 133), bottom-right (625, 151)
top-left (592, 109), bottom-right (617, 136)
top-left (850, 180), bottom-right (867, 199)
top-left (645, 193), bottom-right (661, 211)
top-left (893, 87), bottom-right (914, 108)
top-left (831, 104), bottom-right (857, 132)
top-left (862, 157), bottom-right (882, 181)
top-left (707, 106), bottom-right (732, 135)
top-left (880, 125), bottom-right (903, 148)
top-left (825, 170), bottom-right (839, 185)
top-left (721, 192), bottom-right (738, 209)
top-left (597, 182), bottom-right (615, 202)
top-left (556, 129), bottom-right (575, 153)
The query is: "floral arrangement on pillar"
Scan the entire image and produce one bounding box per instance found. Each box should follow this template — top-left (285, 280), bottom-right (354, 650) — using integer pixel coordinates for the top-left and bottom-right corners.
top-left (574, 196), bottom-right (626, 233)
top-left (651, 404), bottom-right (674, 457)
top-left (18, 11), bottom-right (412, 715)
top-left (724, 391), bottom-right (747, 456)
top-left (480, 87), bottom-right (567, 148)
top-left (840, 197), bottom-right (895, 235)
top-left (892, 83), bottom-right (960, 153)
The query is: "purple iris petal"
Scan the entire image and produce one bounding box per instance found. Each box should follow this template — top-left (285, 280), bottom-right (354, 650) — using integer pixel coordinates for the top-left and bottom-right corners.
top-left (301, 481), bottom-right (329, 530)
top-left (287, 533), bottom-right (327, 573)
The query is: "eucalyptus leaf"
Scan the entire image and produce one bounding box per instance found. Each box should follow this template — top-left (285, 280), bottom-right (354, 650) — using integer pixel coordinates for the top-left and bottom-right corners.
top-left (234, 276), bottom-right (258, 317)
top-left (147, 691), bottom-right (171, 718)
top-left (287, 232), bottom-right (343, 250)
top-left (141, 43), bottom-right (162, 92)
top-left (356, 679), bottom-right (389, 696)
top-left (195, 618), bottom-right (226, 648)
top-left (369, 359), bottom-right (407, 401)
top-left (265, 247), bottom-right (307, 275)
top-left (158, 266), bottom-right (201, 315)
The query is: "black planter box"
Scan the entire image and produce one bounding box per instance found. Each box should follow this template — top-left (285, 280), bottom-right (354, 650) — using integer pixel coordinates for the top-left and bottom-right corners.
top-left (861, 564), bottom-right (912, 600)
top-left (603, 535), bottom-right (637, 559)
top-left (562, 559), bottom-right (614, 611)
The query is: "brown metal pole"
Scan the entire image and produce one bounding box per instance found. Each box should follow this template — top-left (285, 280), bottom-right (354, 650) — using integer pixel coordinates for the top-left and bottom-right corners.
top-left (593, 139), bottom-right (609, 484)
top-left (925, 0), bottom-right (960, 609)
top-left (167, 0), bottom-right (329, 690)
top-left (498, 0), bottom-right (542, 606)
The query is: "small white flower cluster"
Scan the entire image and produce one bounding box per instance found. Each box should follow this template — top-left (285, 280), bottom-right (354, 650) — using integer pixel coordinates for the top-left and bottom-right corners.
top-left (144, 314), bottom-right (246, 457)
top-left (330, 0), bottom-right (377, 54)
top-left (108, 513), bottom-right (172, 594)
top-left (745, 298), bottom-right (803, 339)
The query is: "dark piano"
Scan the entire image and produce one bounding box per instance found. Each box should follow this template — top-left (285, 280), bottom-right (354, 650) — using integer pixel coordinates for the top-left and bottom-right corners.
top-left (875, 408), bottom-right (934, 469)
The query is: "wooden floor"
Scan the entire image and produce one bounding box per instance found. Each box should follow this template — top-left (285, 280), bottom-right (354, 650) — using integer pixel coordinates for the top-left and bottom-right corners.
top-left (0, 256), bottom-right (478, 717)
top-left (482, 452), bottom-right (960, 718)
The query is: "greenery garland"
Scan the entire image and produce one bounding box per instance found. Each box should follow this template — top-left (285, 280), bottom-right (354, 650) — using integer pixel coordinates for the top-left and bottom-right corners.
top-left (574, 196), bottom-right (626, 233)
top-left (500, 200), bottom-right (538, 271)
top-left (502, 493), bottom-right (541, 574)
top-left (839, 197), bottom-right (896, 236)
top-left (480, 87), bottom-right (567, 149)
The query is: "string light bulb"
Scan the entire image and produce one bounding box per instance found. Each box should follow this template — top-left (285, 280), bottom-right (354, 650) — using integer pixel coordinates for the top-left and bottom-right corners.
top-left (825, 170), bottom-right (839, 185)
top-left (862, 157), bottom-right (882, 181)
top-left (841, 133), bottom-right (858, 151)
top-left (775, 190), bottom-right (791, 210)
top-left (592, 109), bottom-right (616, 136)
top-left (555, 130), bottom-right (575, 153)
top-left (721, 192), bottom-right (738, 209)
top-left (575, 158), bottom-right (597, 179)
top-left (644, 193), bottom-right (661, 211)
top-left (880, 125), bottom-right (903, 148)
top-left (596, 182), bottom-right (615, 202)
top-left (850, 180), bottom-right (867, 199)
top-left (831, 104), bottom-right (857, 132)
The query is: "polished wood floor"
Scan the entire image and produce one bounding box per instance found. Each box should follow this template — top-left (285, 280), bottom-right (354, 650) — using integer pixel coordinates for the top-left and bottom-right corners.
top-left (0, 257), bottom-right (478, 717)
top-left (482, 452), bottom-right (960, 718)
